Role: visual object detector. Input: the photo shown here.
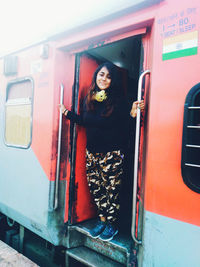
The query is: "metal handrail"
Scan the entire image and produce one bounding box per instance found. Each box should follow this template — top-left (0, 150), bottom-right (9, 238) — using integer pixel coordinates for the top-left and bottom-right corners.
top-left (185, 163), bottom-right (200, 168)
top-left (188, 106), bottom-right (200, 109)
top-left (187, 126), bottom-right (200, 128)
top-left (131, 70), bottom-right (150, 245)
top-left (53, 84), bottom-right (64, 210)
top-left (186, 144), bottom-right (200, 148)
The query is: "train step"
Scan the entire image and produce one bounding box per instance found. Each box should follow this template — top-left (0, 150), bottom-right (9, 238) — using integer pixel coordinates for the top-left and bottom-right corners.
top-left (0, 240), bottom-right (38, 266)
top-left (66, 246), bottom-right (124, 267)
top-left (67, 219), bottom-right (132, 266)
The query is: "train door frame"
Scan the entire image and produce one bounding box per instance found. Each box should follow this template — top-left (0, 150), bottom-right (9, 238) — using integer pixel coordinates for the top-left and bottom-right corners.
top-left (68, 53), bottom-right (99, 224)
top-left (66, 26), bottom-right (151, 244)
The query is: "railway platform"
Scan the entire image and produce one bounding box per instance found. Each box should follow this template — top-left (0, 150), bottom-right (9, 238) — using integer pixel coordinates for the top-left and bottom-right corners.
top-left (0, 240), bottom-right (38, 266)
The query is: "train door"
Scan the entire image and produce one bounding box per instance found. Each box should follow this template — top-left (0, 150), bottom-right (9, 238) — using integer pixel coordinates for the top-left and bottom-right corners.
top-left (66, 29), bottom-right (150, 266)
top-left (68, 55), bottom-right (99, 224)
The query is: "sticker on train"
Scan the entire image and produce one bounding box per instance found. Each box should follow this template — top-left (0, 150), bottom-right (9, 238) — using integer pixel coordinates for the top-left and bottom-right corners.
top-left (162, 30), bottom-right (198, 60)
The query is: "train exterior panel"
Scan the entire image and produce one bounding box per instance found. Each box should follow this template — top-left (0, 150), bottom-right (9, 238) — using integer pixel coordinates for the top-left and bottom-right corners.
top-left (0, 46), bottom-right (76, 245)
top-left (0, 0), bottom-right (200, 266)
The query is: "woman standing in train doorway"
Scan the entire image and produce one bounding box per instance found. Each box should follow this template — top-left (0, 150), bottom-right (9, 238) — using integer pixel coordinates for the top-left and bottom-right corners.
top-left (60, 62), bottom-right (144, 241)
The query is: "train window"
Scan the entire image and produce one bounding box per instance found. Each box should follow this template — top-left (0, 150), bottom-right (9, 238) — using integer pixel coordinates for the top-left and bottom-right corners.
top-left (182, 83), bottom-right (200, 193)
top-left (4, 78), bottom-right (33, 148)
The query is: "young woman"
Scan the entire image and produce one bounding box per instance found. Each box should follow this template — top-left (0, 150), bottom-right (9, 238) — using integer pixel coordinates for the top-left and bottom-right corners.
top-left (60, 62), bottom-right (144, 241)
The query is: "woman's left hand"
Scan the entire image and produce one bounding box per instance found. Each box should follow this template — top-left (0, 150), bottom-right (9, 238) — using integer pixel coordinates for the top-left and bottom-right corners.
top-left (130, 100), bottom-right (144, 118)
top-left (59, 104), bottom-right (68, 115)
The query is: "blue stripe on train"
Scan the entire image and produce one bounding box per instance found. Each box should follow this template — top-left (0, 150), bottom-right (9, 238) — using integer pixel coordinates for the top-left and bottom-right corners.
top-left (142, 210), bottom-right (200, 267)
top-left (0, 145), bottom-right (49, 225)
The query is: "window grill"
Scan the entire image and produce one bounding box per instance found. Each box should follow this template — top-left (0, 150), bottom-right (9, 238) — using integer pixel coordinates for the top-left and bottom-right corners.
top-left (182, 83), bottom-right (200, 193)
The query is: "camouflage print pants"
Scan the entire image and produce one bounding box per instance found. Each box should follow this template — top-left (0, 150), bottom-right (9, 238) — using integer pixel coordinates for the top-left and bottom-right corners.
top-left (86, 149), bottom-right (124, 224)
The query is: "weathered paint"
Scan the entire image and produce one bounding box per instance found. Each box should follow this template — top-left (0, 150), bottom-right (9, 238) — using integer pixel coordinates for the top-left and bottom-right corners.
top-left (0, 47), bottom-right (71, 245)
top-left (71, 54), bottom-right (98, 223)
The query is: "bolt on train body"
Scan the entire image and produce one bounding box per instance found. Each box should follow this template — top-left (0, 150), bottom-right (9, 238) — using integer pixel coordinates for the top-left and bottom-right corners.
top-left (0, 0), bottom-right (200, 266)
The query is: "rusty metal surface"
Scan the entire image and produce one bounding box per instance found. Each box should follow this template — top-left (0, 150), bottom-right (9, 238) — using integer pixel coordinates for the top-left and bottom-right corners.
top-left (66, 246), bottom-right (124, 267)
top-left (68, 220), bottom-right (132, 266)
top-left (0, 240), bottom-right (38, 267)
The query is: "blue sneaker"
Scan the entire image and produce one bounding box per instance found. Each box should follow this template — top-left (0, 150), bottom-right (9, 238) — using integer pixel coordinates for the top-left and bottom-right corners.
top-left (99, 223), bottom-right (118, 241)
top-left (89, 220), bottom-right (106, 238)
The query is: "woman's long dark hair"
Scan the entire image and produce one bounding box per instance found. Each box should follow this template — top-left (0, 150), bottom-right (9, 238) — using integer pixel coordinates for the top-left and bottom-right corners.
top-left (86, 62), bottom-right (123, 116)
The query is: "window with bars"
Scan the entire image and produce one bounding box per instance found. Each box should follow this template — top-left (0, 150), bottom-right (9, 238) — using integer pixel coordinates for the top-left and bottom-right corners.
top-left (5, 78), bottom-right (33, 148)
top-left (182, 83), bottom-right (200, 193)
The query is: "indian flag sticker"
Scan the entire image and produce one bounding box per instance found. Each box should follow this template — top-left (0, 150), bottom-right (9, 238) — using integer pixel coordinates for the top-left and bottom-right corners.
top-left (162, 31), bottom-right (198, 61)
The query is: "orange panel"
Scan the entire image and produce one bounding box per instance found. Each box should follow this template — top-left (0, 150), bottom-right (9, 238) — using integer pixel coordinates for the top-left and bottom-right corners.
top-left (144, 0), bottom-right (200, 227)
top-left (72, 54), bottom-right (98, 223)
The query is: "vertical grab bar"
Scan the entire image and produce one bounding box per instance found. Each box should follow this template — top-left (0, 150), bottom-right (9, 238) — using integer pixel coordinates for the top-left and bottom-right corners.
top-left (53, 83), bottom-right (64, 210)
top-left (131, 70), bottom-right (150, 245)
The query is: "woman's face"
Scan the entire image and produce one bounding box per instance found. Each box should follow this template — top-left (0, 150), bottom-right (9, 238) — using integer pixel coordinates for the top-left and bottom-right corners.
top-left (96, 66), bottom-right (111, 90)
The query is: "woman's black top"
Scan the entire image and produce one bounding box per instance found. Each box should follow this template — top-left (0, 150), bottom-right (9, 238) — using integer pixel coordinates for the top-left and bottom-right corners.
top-left (66, 97), bottom-right (131, 153)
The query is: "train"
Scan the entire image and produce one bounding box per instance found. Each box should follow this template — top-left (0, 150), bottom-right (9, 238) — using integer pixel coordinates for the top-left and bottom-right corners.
top-left (0, 0), bottom-right (200, 266)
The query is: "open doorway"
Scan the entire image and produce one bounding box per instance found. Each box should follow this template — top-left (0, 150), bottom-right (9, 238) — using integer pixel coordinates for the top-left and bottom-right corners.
top-left (88, 36), bottom-right (142, 234)
top-left (71, 34), bottom-right (143, 236)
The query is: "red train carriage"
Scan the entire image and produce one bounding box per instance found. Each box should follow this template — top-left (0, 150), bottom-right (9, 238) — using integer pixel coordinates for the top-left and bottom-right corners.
top-left (0, 0), bottom-right (200, 266)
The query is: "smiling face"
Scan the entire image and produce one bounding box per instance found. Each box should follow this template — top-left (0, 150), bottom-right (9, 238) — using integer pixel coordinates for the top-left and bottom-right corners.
top-left (96, 66), bottom-right (111, 90)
